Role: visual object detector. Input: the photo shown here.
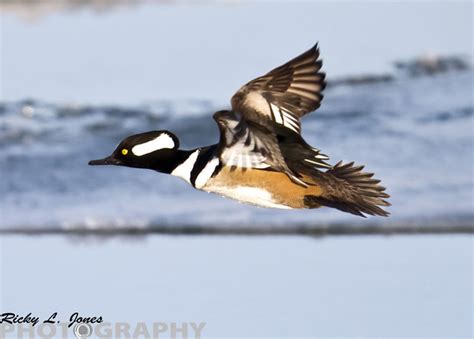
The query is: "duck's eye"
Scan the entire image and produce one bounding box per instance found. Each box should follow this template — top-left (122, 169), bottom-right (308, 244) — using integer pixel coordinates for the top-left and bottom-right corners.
top-left (121, 149), bottom-right (128, 155)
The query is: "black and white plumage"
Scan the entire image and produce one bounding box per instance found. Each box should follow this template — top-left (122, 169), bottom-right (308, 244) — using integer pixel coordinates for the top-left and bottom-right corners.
top-left (89, 44), bottom-right (390, 217)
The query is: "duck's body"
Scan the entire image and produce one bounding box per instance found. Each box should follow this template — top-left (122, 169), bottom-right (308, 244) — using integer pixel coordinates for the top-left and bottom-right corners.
top-left (89, 44), bottom-right (390, 217)
top-left (203, 166), bottom-right (313, 209)
top-left (169, 147), bottom-right (321, 210)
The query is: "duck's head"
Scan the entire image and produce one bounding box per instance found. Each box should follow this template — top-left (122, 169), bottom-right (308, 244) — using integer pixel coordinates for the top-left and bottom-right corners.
top-left (89, 130), bottom-right (183, 173)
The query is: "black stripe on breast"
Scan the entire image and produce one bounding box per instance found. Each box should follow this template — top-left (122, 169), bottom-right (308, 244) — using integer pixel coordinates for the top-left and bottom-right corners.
top-left (190, 145), bottom-right (220, 187)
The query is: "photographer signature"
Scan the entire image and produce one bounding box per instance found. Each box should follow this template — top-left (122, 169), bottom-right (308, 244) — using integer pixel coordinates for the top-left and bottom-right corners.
top-left (0, 312), bottom-right (103, 328)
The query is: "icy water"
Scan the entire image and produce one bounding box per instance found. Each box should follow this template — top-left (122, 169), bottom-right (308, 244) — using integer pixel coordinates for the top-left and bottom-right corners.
top-left (1, 1), bottom-right (473, 231)
top-left (1, 234), bottom-right (472, 338)
top-left (1, 71), bottom-right (473, 230)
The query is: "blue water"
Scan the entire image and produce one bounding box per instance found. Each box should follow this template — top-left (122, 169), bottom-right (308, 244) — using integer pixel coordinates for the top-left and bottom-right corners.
top-left (1, 71), bottom-right (473, 230)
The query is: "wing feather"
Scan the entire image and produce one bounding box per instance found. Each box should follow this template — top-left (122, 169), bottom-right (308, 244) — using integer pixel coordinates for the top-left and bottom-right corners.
top-left (211, 44), bottom-right (329, 187)
top-left (213, 110), bottom-right (309, 187)
top-left (231, 43), bottom-right (326, 134)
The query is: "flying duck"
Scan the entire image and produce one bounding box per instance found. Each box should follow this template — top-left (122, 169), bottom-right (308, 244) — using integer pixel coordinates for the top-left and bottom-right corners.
top-left (89, 44), bottom-right (390, 217)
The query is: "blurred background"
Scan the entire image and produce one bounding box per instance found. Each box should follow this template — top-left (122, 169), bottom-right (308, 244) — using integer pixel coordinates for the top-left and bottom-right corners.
top-left (0, 1), bottom-right (473, 338)
top-left (1, 0), bottom-right (473, 231)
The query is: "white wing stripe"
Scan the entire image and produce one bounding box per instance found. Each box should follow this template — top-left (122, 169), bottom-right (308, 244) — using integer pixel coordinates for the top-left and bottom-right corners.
top-left (304, 158), bottom-right (331, 168)
top-left (284, 118), bottom-right (298, 129)
top-left (271, 104), bottom-right (283, 124)
top-left (269, 104), bottom-right (301, 132)
top-left (282, 116), bottom-right (299, 132)
top-left (283, 113), bottom-right (298, 123)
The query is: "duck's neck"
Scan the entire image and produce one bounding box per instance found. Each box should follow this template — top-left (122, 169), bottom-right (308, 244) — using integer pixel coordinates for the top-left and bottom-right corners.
top-left (138, 145), bottom-right (217, 185)
top-left (146, 149), bottom-right (197, 174)
top-left (168, 149), bottom-right (202, 182)
top-left (168, 145), bottom-right (218, 185)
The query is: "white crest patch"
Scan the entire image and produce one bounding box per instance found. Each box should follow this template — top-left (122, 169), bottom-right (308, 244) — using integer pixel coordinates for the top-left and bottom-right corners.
top-left (131, 134), bottom-right (175, 156)
top-left (171, 150), bottom-right (200, 184)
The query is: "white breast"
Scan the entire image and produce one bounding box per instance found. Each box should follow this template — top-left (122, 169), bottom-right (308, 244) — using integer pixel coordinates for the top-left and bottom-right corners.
top-left (171, 150), bottom-right (200, 184)
top-left (203, 185), bottom-right (292, 209)
top-left (195, 157), bottom-right (220, 189)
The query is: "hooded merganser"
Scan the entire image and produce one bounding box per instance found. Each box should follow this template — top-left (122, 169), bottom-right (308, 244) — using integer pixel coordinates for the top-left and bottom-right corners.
top-left (89, 44), bottom-right (390, 217)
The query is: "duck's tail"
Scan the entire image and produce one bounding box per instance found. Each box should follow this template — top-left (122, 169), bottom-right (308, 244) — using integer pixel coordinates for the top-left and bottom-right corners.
top-left (304, 161), bottom-right (391, 217)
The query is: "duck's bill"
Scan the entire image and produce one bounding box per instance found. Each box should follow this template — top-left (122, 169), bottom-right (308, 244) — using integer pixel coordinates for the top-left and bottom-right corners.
top-left (88, 155), bottom-right (122, 166)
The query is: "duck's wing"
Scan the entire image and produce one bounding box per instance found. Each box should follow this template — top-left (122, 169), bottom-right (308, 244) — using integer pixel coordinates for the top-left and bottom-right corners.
top-left (230, 44), bottom-right (326, 134)
top-left (213, 110), bottom-right (309, 187)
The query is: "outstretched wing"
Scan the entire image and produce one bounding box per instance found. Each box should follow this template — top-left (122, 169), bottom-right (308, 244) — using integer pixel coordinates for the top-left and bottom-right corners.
top-left (213, 110), bottom-right (308, 187)
top-left (231, 44), bottom-right (326, 134)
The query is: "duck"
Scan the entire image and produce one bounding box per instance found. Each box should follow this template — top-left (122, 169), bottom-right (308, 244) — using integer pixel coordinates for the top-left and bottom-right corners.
top-left (89, 44), bottom-right (390, 217)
